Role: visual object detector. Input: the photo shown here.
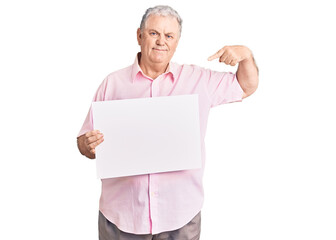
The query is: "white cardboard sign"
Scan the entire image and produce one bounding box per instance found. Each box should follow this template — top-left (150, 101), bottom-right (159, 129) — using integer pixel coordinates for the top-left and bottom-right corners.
top-left (92, 94), bottom-right (202, 179)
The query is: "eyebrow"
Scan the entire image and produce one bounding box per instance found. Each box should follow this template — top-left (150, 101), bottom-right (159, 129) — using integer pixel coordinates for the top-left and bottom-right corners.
top-left (148, 29), bottom-right (175, 35)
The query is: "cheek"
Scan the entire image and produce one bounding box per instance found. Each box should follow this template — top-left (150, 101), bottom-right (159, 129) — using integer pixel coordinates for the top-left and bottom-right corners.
top-left (141, 37), bottom-right (153, 48)
top-left (146, 40), bottom-right (156, 49)
top-left (169, 42), bottom-right (178, 52)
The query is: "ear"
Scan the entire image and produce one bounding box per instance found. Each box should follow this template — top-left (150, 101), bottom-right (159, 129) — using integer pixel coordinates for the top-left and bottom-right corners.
top-left (137, 28), bottom-right (141, 46)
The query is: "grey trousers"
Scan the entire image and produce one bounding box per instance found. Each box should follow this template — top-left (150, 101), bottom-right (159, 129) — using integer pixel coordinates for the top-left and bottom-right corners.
top-left (98, 211), bottom-right (201, 240)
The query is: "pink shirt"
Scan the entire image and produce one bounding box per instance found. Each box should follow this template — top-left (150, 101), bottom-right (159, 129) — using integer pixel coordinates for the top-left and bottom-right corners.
top-left (78, 53), bottom-right (243, 234)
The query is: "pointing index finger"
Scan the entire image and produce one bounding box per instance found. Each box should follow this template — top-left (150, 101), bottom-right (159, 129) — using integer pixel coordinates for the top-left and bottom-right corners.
top-left (207, 49), bottom-right (224, 61)
top-left (207, 54), bottom-right (218, 61)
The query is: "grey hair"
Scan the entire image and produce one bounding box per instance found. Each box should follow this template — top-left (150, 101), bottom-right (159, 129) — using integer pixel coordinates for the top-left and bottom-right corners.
top-left (140, 5), bottom-right (183, 36)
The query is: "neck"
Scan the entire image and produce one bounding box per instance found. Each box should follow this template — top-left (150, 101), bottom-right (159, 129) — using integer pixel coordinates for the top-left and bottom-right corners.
top-left (138, 55), bottom-right (169, 79)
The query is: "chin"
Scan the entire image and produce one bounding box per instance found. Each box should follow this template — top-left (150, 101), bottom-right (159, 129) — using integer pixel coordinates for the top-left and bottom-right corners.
top-left (151, 57), bottom-right (168, 64)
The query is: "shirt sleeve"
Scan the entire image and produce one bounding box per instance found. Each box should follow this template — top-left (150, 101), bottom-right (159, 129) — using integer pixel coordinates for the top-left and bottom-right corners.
top-left (77, 78), bottom-right (108, 137)
top-left (204, 68), bottom-right (244, 108)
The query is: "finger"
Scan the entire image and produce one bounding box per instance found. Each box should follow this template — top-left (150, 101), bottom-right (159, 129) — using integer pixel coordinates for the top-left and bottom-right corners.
top-left (224, 56), bottom-right (234, 65)
top-left (85, 130), bottom-right (101, 138)
top-left (88, 137), bottom-right (104, 150)
top-left (219, 53), bottom-right (228, 63)
top-left (207, 53), bottom-right (220, 61)
top-left (207, 48), bottom-right (225, 61)
top-left (230, 60), bottom-right (238, 66)
top-left (88, 141), bottom-right (98, 150)
top-left (95, 137), bottom-right (104, 146)
top-left (87, 133), bottom-right (104, 144)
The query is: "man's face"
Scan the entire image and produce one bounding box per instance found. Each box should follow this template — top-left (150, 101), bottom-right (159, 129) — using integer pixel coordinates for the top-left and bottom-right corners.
top-left (137, 15), bottom-right (180, 65)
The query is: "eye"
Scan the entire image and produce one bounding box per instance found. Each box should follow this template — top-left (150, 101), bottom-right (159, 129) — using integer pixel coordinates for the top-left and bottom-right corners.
top-left (150, 32), bottom-right (157, 36)
top-left (167, 35), bottom-right (173, 39)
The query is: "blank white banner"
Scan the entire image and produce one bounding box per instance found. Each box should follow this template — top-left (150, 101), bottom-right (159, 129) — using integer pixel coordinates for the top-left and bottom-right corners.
top-left (92, 94), bottom-right (202, 179)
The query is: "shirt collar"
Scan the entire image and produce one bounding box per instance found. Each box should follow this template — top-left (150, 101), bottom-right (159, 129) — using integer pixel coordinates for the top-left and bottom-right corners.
top-left (131, 52), bottom-right (177, 84)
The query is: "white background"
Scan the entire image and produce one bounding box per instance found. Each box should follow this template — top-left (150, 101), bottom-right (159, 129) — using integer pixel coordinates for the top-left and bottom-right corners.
top-left (0, 0), bottom-right (335, 239)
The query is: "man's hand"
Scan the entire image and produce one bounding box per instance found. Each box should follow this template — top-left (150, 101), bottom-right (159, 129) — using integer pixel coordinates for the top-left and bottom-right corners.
top-left (77, 130), bottom-right (104, 159)
top-left (207, 45), bottom-right (252, 66)
top-left (208, 45), bottom-right (259, 98)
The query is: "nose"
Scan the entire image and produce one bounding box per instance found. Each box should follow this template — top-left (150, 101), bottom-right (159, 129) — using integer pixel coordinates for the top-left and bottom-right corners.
top-left (156, 35), bottom-right (165, 46)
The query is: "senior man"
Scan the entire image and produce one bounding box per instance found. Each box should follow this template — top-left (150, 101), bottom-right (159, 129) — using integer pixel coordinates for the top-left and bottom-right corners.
top-left (77, 5), bottom-right (258, 240)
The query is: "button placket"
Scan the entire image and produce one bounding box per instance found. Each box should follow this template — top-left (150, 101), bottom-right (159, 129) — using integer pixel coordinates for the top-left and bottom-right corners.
top-left (151, 76), bottom-right (163, 97)
top-left (149, 173), bottom-right (159, 233)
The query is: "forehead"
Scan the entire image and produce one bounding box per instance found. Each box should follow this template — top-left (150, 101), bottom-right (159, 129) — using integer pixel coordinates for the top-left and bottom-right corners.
top-left (144, 15), bottom-right (179, 33)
